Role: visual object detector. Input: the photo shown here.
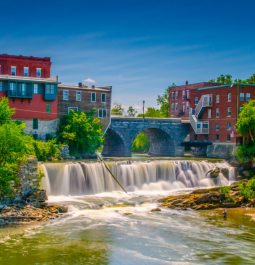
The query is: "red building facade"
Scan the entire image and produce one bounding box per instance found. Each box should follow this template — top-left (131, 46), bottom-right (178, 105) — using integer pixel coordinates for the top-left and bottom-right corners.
top-left (0, 54), bottom-right (58, 139)
top-left (169, 82), bottom-right (255, 144)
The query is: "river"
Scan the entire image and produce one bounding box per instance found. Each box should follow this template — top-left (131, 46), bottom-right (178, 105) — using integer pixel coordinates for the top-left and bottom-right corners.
top-left (0, 159), bottom-right (255, 265)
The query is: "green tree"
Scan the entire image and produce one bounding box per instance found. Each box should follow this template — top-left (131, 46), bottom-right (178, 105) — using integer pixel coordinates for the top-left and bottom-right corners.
top-left (111, 103), bottom-right (124, 116)
top-left (127, 106), bottom-right (137, 117)
top-left (209, 74), bottom-right (233, 84)
top-left (0, 97), bottom-right (14, 125)
top-left (236, 100), bottom-right (255, 163)
top-left (132, 132), bottom-right (150, 153)
top-left (58, 110), bottom-right (104, 157)
top-left (138, 107), bottom-right (164, 118)
top-left (157, 88), bottom-right (170, 117)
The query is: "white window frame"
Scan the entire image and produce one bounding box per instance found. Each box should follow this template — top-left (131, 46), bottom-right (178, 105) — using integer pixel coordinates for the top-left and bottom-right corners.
top-left (216, 94), bottom-right (220, 103)
top-left (227, 107), bottom-right (231, 117)
top-left (101, 93), bottom-right (106, 103)
top-left (24, 67), bottom-right (29, 77)
top-left (175, 103), bottom-right (178, 111)
top-left (11, 66), bottom-right (16, 76)
top-left (246, 93), bottom-right (251, 102)
top-left (227, 122), bottom-right (231, 131)
top-left (208, 109), bottom-right (211, 119)
top-left (36, 68), bottom-right (41, 77)
top-left (240, 93), bottom-right (245, 101)
top-left (216, 107), bottom-right (220, 118)
top-left (76, 91), bottom-right (81, 101)
top-left (227, 92), bottom-right (231, 102)
top-left (68, 107), bottom-right (79, 113)
top-left (21, 83), bottom-right (26, 95)
top-left (33, 84), bottom-right (39, 94)
top-left (98, 108), bottom-right (107, 118)
top-left (91, 92), bottom-right (96, 102)
top-left (63, 90), bottom-right (69, 101)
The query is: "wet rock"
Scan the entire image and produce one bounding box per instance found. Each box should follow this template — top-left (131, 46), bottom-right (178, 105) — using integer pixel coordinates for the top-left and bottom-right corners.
top-left (151, 208), bottom-right (161, 212)
top-left (195, 193), bottom-right (225, 204)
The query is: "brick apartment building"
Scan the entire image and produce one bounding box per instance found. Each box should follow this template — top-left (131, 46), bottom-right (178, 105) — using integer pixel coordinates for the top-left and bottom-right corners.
top-left (58, 83), bottom-right (112, 130)
top-left (169, 81), bottom-right (255, 145)
top-left (0, 54), bottom-right (58, 139)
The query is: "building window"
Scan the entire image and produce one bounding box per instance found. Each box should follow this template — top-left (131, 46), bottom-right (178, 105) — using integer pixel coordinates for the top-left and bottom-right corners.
top-left (33, 84), bottom-right (39, 94)
top-left (227, 134), bottom-right (231, 142)
top-left (208, 109), bottom-right (211, 119)
top-left (175, 91), bottom-right (178, 99)
top-left (45, 84), bottom-right (55, 94)
top-left (11, 66), bottom-right (16, 76)
top-left (216, 107), bottom-right (220, 118)
top-left (24, 67), bottom-right (29, 77)
top-left (227, 93), bottom-right (231, 102)
top-left (186, 101), bottom-right (190, 111)
top-left (171, 103), bottom-right (174, 111)
top-left (33, 118), bottom-right (38, 130)
top-left (68, 107), bottom-right (79, 113)
top-left (227, 107), bottom-right (231, 117)
top-left (175, 103), bottom-right (178, 111)
top-left (9, 82), bottom-right (17, 95)
top-left (63, 90), bottom-right (69, 101)
top-left (194, 96), bottom-right (199, 105)
top-left (216, 95), bottom-right (220, 103)
top-left (246, 93), bottom-right (251, 101)
top-left (0, 81), bottom-right (3, 91)
top-left (182, 90), bottom-right (185, 98)
top-left (186, 90), bottom-right (190, 99)
top-left (46, 104), bottom-right (51, 113)
top-left (91, 92), bottom-right (96, 102)
top-left (101, 93), bottom-right (106, 103)
top-left (216, 134), bottom-right (220, 141)
top-left (215, 123), bottom-right (220, 131)
top-left (98, 108), bottom-right (107, 118)
top-left (227, 122), bottom-right (231, 130)
top-left (76, 91), bottom-right (81, 101)
top-left (240, 93), bottom-right (245, 101)
top-left (21, 83), bottom-right (26, 96)
top-left (171, 92), bottom-right (175, 100)
top-left (36, 68), bottom-right (41, 77)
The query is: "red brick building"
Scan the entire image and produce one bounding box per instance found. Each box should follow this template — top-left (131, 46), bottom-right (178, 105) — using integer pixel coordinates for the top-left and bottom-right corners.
top-left (0, 54), bottom-right (58, 139)
top-left (58, 83), bottom-right (112, 131)
top-left (169, 81), bottom-right (255, 145)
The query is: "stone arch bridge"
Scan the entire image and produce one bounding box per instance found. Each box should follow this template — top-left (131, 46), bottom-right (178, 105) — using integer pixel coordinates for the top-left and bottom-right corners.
top-left (102, 117), bottom-right (190, 157)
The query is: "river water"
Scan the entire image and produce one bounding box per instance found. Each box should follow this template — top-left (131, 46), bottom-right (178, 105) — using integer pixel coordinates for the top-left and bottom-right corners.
top-left (0, 160), bottom-right (255, 265)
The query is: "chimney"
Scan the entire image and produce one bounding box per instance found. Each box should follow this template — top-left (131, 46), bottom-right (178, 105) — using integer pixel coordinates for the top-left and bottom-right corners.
top-left (78, 82), bottom-right (82, 87)
top-left (185, 80), bottom-right (189, 85)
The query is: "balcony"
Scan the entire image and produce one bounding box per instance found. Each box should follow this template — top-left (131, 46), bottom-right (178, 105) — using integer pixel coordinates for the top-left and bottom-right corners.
top-left (8, 87), bottom-right (33, 99)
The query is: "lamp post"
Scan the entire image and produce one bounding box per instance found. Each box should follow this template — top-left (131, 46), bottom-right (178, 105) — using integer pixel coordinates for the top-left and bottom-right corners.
top-left (142, 100), bottom-right (145, 119)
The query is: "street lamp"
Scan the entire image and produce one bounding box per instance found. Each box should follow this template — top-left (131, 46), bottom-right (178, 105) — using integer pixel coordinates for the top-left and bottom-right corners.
top-left (142, 100), bottom-right (145, 119)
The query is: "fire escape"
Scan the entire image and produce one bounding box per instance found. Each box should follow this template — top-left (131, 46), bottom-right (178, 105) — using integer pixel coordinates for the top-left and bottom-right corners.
top-left (189, 94), bottom-right (212, 134)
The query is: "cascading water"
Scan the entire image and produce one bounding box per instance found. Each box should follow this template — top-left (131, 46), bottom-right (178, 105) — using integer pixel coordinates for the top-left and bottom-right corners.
top-left (41, 160), bottom-right (235, 196)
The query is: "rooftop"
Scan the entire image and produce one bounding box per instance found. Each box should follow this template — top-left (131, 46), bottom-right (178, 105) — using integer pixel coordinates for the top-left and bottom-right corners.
top-left (58, 83), bottom-right (112, 92)
top-left (0, 74), bottom-right (58, 83)
top-left (197, 83), bottom-right (255, 91)
top-left (0, 54), bottom-right (51, 62)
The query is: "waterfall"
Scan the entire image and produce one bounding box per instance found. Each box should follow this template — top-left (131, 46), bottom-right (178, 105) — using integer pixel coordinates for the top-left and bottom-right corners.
top-left (41, 160), bottom-right (235, 196)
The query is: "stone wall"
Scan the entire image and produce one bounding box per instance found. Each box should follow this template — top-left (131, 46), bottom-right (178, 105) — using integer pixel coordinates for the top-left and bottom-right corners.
top-left (14, 157), bottom-right (47, 207)
top-left (23, 118), bottom-right (59, 140)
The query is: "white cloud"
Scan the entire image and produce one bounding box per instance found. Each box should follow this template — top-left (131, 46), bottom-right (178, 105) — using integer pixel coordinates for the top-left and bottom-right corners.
top-left (83, 78), bottom-right (96, 84)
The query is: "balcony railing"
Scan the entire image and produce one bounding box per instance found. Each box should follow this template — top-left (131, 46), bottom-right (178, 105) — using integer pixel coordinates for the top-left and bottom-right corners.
top-left (195, 94), bottom-right (212, 117)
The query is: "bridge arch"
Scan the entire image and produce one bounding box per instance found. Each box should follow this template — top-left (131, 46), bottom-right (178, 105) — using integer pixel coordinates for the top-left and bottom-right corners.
top-left (102, 128), bottom-right (129, 157)
top-left (131, 128), bottom-right (175, 156)
top-left (102, 117), bottom-right (190, 157)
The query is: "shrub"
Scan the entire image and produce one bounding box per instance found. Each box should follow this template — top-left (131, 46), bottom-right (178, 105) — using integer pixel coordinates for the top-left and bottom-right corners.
top-left (220, 186), bottom-right (230, 194)
top-left (239, 178), bottom-right (255, 199)
top-left (32, 140), bottom-right (61, 161)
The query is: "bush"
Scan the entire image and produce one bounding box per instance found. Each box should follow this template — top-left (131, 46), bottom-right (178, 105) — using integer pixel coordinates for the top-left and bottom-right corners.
top-left (239, 178), bottom-right (255, 199)
top-left (220, 186), bottom-right (230, 194)
top-left (32, 140), bottom-right (61, 161)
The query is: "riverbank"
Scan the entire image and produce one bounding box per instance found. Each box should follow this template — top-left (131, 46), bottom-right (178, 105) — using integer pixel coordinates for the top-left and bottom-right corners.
top-left (0, 204), bottom-right (68, 226)
top-left (160, 180), bottom-right (255, 210)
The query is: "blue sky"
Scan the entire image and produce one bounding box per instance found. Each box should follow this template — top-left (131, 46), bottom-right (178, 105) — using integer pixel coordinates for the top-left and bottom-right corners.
top-left (0, 0), bottom-right (255, 112)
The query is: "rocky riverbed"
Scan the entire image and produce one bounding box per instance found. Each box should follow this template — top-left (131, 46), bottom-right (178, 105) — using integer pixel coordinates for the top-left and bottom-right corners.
top-left (160, 181), bottom-right (255, 210)
top-left (0, 204), bottom-right (68, 226)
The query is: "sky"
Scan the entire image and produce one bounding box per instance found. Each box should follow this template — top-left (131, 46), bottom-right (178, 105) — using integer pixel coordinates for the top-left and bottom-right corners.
top-left (0, 0), bottom-right (255, 112)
